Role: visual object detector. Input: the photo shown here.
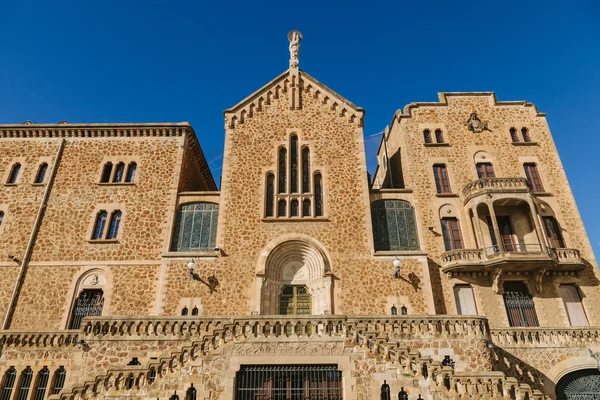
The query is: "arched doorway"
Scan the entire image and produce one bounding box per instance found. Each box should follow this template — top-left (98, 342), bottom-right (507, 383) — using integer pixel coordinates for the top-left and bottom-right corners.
top-left (556, 369), bottom-right (600, 399)
top-left (260, 239), bottom-right (333, 315)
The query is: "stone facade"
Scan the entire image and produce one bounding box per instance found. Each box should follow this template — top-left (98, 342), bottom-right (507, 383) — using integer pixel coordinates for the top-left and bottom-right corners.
top-left (0, 38), bottom-right (598, 400)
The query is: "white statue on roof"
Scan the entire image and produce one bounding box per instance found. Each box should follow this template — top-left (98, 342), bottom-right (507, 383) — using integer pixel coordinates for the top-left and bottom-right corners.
top-left (288, 30), bottom-right (302, 68)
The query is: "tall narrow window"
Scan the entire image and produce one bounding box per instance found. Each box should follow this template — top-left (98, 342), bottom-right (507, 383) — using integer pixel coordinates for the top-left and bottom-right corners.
top-left (301, 147), bottom-right (310, 193)
top-left (16, 367), bottom-right (33, 400)
top-left (510, 127), bottom-right (519, 142)
top-left (92, 211), bottom-right (108, 240)
top-left (278, 148), bottom-right (287, 194)
top-left (433, 164), bottom-right (451, 193)
top-left (0, 211), bottom-right (4, 228)
top-left (51, 367), bottom-right (66, 395)
top-left (1, 367), bottom-right (16, 400)
top-left (148, 368), bottom-right (156, 384)
top-left (559, 284), bottom-right (589, 327)
top-left (100, 162), bottom-right (113, 183)
top-left (496, 216), bottom-right (515, 252)
top-left (265, 173), bottom-right (275, 217)
top-left (33, 367), bottom-right (49, 400)
top-left (476, 163), bottom-right (495, 179)
top-left (371, 200), bottom-right (420, 251)
top-left (290, 199), bottom-right (299, 217)
top-left (441, 218), bottom-right (463, 251)
top-left (302, 199), bottom-right (311, 217)
top-left (503, 281), bottom-right (539, 327)
top-left (7, 163), bottom-right (21, 184)
top-left (34, 163), bottom-right (48, 184)
top-left (423, 129), bottom-right (432, 144)
top-left (290, 136), bottom-right (298, 193)
top-left (434, 129), bottom-right (444, 143)
top-left (454, 285), bottom-right (478, 315)
top-left (106, 210), bottom-right (122, 240)
top-left (543, 216), bottom-right (565, 248)
top-left (524, 163), bottom-right (544, 192)
top-left (521, 127), bottom-right (531, 142)
top-left (171, 203), bottom-right (219, 252)
top-left (277, 199), bottom-right (286, 217)
top-left (68, 289), bottom-right (104, 329)
top-left (113, 162), bottom-right (125, 183)
top-left (314, 173), bottom-right (323, 217)
top-left (125, 162), bottom-right (137, 183)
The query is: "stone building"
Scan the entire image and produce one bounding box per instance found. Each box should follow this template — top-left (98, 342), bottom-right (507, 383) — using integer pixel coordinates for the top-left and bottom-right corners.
top-left (0, 32), bottom-right (598, 400)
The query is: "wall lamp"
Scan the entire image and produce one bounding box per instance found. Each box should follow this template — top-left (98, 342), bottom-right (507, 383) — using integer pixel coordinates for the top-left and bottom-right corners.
top-left (187, 259), bottom-right (219, 294)
top-left (390, 257), bottom-right (420, 291)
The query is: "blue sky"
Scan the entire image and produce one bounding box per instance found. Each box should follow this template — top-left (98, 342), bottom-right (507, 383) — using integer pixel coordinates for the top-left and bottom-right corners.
top-left (1, 1), bottom-right (599, 258)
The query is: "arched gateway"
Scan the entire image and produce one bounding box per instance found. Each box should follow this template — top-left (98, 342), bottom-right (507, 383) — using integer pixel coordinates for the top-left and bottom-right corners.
top-left (258, 239), bottom-right (334, 315)
top-left (556, 369), bottom-right (600, 400)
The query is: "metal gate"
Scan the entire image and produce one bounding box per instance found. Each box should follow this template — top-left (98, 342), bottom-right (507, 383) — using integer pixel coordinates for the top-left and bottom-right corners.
top-left (556, 369), bottom-right (600, 400)
top-left (235, 365), bottom-right (343, 400)
top-left (68, 289), bottom-right (104, 329)
top-left (503, 282), bottom-right (539, 327)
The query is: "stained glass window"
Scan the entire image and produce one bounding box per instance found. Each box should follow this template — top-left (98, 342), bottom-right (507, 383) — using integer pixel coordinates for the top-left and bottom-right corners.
top-left (265, 173), bottom-right (275, 217)
top-left (314, 173), bottom-right (323, 217)
top-left (371, 200), bottom-right (419, 251)
top-left (302, 147), bottom-right (310, 193)
top-left (171, 203), bottom-right (218, 252)
top-left (278, 148), bottom-right (287, 194)
top-left (290, 135), bottom-right (298, 193)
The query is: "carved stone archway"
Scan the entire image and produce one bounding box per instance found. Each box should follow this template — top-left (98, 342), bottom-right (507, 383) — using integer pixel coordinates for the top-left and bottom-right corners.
top-left (556, 368), bottom-right (600, 400)
top-left (258, 239), bottom-right (333, 315)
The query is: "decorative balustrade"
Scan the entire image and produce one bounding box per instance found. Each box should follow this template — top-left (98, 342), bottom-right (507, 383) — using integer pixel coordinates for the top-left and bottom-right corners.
top-left (491, 327), bottom-right (600, 347)
top-left (462, 177), bottom-right (530, 201)
top-left (551, 248), bottom-right (582, 264)
top-left (0, 331), bottom-right (80, 349)
top-left (441, 249), bottom-right (485, 266)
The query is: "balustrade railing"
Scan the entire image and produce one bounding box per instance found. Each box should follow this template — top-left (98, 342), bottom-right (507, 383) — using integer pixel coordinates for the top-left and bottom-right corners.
top-left (462, 177), bottom-right (530, 200)
top-left (491, 327), bottom-right (600, 347)
top-left (0, 331), bottom-right (80, 348)
top-left (550, 248), bottom-right (582, 264)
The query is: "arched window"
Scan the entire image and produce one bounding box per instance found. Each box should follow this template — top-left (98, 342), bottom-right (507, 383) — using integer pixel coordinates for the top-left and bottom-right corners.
top-left (314, 173), bottom-right (323, 217)
top-left (290, 135), bottom-right (298, 193)
top-left (92, 211), bottom-right (108, 240)
top-left (7, 163), bottom-right (21, 184)
top-left (171, 203), bottom-right (218, 252)
top-left (16, 367), bottom-right (33, 400)
top-left (32, 367), bottom-right (49, 400)
top-left (265, 173), bottom-right (275, 217)
top-left (1, 367), bottom-right (16, 400)
top-left (125, 162), bottom-right (137, 183)
top-left (68, 289), bottom-right (104, 329)
top-left (278, 148), bottom-right (287, 194)
top-left (423, 129), bottom-right (432, 144)
top-left (302, 147), bottom-right (310, 193)
top-left (290, 199), bottom-right (299, 217)
top-left (34, 163), bottom-right (48, 184)
top-left (521, 127), bottom-right (531, 142)
top-left (509, 127), bottom-right (519, 142)
top-left (434, 129), bottom-right (444, 143)
top-left (113, 162), bottom-right (125, 183)
top-left (371, 200), bottom-right (420, 251)
top-left (106, 211), bottom-right (122, 240)
top-left (100, 162), bottom-right (113, 183)
top-left (50, 367), bottom-right (66, 395)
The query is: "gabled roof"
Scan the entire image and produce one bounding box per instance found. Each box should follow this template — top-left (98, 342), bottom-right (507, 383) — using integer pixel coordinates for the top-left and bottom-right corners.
top-left (224, 69), bottom-right (364, 128)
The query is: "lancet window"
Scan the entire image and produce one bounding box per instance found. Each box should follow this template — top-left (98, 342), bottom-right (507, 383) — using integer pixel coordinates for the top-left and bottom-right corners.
top-left (265, 134), bottom-right (324, 218)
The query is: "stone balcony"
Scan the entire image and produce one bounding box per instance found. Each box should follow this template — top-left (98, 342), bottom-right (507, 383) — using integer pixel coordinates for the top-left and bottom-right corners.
top-left (462, 177), bottom-right (530, 204)
top-left (491, 326), bottom-right (600, 348)
top-left (441, 246), bottom-right (585, 274)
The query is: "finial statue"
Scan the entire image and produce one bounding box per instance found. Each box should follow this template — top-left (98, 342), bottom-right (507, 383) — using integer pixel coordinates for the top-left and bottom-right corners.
top-left (288, 30), bottom-right (303, 68)
top-left (589, 349), bottom-right (600, 370)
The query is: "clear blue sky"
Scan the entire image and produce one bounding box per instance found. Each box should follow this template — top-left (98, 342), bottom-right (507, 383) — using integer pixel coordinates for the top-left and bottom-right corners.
top-left (1, 1), bottom-right (599, 258)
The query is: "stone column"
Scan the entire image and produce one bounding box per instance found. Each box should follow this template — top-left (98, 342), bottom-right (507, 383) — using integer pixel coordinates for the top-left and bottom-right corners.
top-left (526, 199), bottom-right (548, 253)
top-left (486, 201), bottom-right (504, 254)
top-left (471, 206), bottom-right (485, 249)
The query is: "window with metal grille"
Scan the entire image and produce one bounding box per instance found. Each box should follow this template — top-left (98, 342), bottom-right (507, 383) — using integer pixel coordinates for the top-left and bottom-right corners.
top-left (371, 200), bottom-right (420, 251)
top-left (51, 367), bottom-right (66, 395)
top-left (524, 163), bottom-right (544, 192)
top-left (503, 281), bottom-right (539, 327)
top-left (33, 367), bottom-right (49, 400)
top-left (34, 163), bottom-right (48, 184)
top-left (433, 164), bottom-right (451, 193)
top-left (16, 367), bottom-right (33, 400)
top-left (235, 365), bottom-right (343, 400)
top-left (7, 163), bottom-right (21, 184)
top-left (68, 290), bottom-right (104, 329)
top-left (171, 203), bottom-right (218, 252)
top-left (1, 367), bottom-right (17, 400)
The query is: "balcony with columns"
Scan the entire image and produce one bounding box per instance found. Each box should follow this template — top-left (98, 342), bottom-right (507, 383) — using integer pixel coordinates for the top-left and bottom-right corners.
top-left (442, 178), bottom-right (585, 275)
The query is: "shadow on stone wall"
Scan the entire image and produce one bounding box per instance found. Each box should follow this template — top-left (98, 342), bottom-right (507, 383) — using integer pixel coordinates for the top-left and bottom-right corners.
top-left (427, 259), bottom-right (447, 315)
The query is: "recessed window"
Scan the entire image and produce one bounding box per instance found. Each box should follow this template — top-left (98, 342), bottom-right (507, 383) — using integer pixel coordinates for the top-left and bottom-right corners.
top-left (433, 164), bottom-right (451, 193)
top-left (543, 216), bottom-right (565, 248)
top-left (454, 285), bottom-right (477, 315)
top-left (559, 284), bottom-right (589, 327)
top-left (125, 162), bottom-right (137, 183)
top-left (1, 366), bottom-right (17, 400)
top-left (32, 367), bottom-right (49, 400)
top-left (441, 218), bottom-right (463, 251)
top-left (371, 200), bottom-right (420, 251)
top-left (434, 129), bottom-right (444, 143)
top-left (100, 162), bottom-right (113, 183)
top-left (50, 367), bottom-right (66, 395)
top-left (314, 173), bottom-right (323, 217)
top-left (503, 281), bottom-right (539, 327)
top-left (92, 211), bottom-right (108, 240)
top-left (68, 289), bottom-right (104, 329)
top-left (171, 202), bottom-right (218, 252)
top-left (0, 211), bottom-right (4, 229)
top-left (7, 163), bottom-right (21, 184)
top-left (106, 211), bottom-right (122, 239)
top-left (113, 162), bottom-right (125, 183)
top-left (16, 367), bottom-right (33, 400)
top-left (524, 163), bottom-right (544, 192)
top-left (34, 163), bottom-right (48, 184)
top-left (521, 127), bottom-right (532, 142)
top-left (510, 127), bottom-right (519, 142)
top-left (265, 173), bottom-right (275, 217)
top-left (100, 160), bottom-right (137, 184)
top-left (423, 129), bottom-right (433, 144)
top-left (476, 163), bottom-right (495, 179)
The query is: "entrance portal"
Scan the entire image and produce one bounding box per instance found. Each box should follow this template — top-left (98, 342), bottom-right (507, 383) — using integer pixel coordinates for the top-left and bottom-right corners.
top-left (556, 369), bottom-right (600, 400)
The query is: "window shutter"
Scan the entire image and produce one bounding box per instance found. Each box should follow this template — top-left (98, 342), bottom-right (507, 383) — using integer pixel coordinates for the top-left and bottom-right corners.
top-left (559, 285), bottom-right (589, 327)
top-left (454, 286), bottom-right (477, 315)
